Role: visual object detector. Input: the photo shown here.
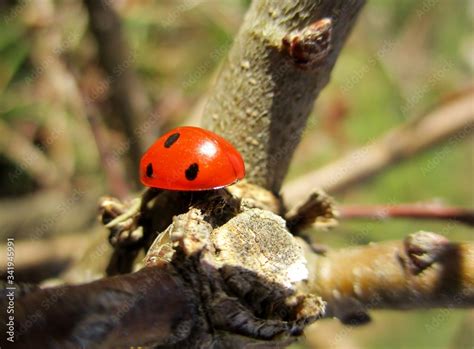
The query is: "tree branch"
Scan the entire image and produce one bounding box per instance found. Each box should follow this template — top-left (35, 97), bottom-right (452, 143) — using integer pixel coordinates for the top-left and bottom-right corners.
top-left (9, 215), bottom-right (473, 347)
top-left (203, 0), bottom-right (366, 193)
top-left (8, 267), bottom-right (195, 348)
top-left (283, 89), bottom-right (474, 205)
top-left (305, 231), bottom-right (474, 323)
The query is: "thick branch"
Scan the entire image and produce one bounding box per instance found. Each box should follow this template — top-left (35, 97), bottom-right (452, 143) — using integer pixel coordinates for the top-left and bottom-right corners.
top-left (8, 267), bottom-right (194, 348)
top-left (203, 0), bottom-right (365, 193)
top-left (8, 215), bottom-right (473, 346)
top-left (283, 90), bottom-right (474, 205)
top-left (305, 232), bottom-right (474, 322)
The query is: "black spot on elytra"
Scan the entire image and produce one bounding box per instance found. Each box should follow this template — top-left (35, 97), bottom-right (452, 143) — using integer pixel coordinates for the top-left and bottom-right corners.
top-left (146, 163), bottom-right (153, 178)
top-left (185, 163), bottom-right (199, 181)
top-left (164, 133), bottom-right (180, 148)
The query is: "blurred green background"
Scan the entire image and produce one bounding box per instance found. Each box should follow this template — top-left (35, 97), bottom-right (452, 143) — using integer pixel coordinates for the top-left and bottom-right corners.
top-left (0, 0), bottom-right (472, 348)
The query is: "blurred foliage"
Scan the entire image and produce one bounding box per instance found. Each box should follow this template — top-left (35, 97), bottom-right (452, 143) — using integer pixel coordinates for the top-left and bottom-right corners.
top-left (0, 0), bottom-right (472, 348)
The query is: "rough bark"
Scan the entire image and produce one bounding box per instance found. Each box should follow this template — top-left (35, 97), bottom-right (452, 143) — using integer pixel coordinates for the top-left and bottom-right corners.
top-left (203, 0), bottom-right (365, 194)
top-left (7, 226), bottom-right (473, 348)
top-left (5, 267), bottom-right (195, 348)
top-left (305, 232), bottom-right (474, 323)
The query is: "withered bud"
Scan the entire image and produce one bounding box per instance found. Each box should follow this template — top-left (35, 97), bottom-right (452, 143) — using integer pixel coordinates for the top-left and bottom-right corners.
top-left (282, 18), bottom-right (333, 68)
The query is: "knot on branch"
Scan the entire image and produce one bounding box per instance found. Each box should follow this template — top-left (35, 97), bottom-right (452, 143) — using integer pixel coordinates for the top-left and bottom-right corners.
top-left (282, 18), bottom-right (333, 68)
top-left (402, 231), bottom-right (452, 274)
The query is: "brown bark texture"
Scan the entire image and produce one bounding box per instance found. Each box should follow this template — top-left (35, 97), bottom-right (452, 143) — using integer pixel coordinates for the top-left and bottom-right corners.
top-left (203, 0), bottom-right (365, 194)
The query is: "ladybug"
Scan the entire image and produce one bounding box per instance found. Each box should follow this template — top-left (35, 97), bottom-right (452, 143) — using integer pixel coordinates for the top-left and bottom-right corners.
top-left (140, 126), bottom-right (245, 191)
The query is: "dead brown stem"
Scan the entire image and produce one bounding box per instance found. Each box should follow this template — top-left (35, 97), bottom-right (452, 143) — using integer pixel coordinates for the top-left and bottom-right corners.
top-left (10, 266), bottom-right (194, 348)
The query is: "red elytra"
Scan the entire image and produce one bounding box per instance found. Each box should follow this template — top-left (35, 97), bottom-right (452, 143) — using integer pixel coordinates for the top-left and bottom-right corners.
top-left (140, 126), bottom-right (245, 191)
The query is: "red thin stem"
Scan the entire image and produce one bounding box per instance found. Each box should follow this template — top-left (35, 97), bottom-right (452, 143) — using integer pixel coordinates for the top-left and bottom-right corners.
top-left (338, 204), bottom-right (474, 226)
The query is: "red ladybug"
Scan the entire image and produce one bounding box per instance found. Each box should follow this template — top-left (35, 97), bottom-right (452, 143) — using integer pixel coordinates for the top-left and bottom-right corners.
top-left (140, 126), bottom-right (245, 191)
